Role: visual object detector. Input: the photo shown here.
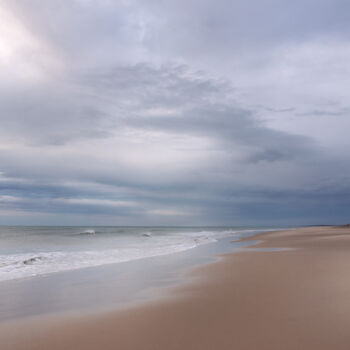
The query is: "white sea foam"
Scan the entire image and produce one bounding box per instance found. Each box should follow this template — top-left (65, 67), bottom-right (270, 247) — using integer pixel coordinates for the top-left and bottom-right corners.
top-left (80, 229), bottom-right (96, 235)
top-left (0, 246), bottom-right (189, 281)
top-left (0, 227), bottom-right (261, 282)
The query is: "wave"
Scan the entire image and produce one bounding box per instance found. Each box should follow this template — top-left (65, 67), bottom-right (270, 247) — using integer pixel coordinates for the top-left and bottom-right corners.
top-left (23, 256), bottom-right (44, 265)
top-left (0, 244), bottom-right (198, 282)
top-left (66, 229), bottom-right (96, 237)
top-left (80, 229), bottom-right (95, 235)
top-left (0, 228), bottom-right (251, 282)
top-left (0, 255), bottom-right (46, 269)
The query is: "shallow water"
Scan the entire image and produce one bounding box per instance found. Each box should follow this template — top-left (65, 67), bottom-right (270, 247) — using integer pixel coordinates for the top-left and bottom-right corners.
top-left (0, 226), bottom-right (273, 282)
top-left (0, 226), bottom-right (287, 321)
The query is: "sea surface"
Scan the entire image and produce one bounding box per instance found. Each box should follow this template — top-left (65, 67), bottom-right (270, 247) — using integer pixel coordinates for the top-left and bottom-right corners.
top-left (0, 226), bottom-right (276, 282)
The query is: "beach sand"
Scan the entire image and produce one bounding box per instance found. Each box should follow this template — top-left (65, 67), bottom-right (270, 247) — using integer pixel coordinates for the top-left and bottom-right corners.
top-left (1, 226), bottom-right (350, 349)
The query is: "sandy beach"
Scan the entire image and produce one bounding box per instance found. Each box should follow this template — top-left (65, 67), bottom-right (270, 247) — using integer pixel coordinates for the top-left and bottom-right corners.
top-left (1, 225), bottom-right (350, 350)
top-left (1, 1), bottom-right (348, 349)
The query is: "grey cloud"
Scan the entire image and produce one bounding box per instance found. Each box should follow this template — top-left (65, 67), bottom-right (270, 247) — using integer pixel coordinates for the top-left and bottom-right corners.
top-left (0, 1), bottom-right (350, 225)
top-left (0, 82), bottom-right (111, 145)
top-left (0, 61), bottom-right (347, 224)
top-left (0, 63), bottom-right (345, 196)
top-left (264, 107), bottom-right (296, 113)
top-left (134, 0), bottom-right (350, 66)
top-left (0, 63), bottom-right (315, 169)
top-left (8, 0), bottom-right (350, 70)
top-left (79, 64), bottom-right (313, 159)
top-left (297, 106), bottom-right (350, 117)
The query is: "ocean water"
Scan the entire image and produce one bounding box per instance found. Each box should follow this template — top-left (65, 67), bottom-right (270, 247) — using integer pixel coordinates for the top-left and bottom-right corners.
top-left (0, 226), bottom-right (273, 282)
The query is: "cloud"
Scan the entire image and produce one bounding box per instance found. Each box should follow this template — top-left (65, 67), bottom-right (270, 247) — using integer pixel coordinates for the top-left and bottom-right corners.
top-left (0, 1), bottom-right (349, 225)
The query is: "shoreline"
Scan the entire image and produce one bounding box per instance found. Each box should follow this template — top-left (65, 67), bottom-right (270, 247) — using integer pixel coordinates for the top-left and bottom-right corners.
top-left (1, 226), bottom-right (350, 349)
top-left (0, 229), bottom-right (269, 322)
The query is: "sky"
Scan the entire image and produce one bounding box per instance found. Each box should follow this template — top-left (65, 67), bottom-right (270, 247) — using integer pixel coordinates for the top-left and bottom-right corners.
top-left (0, 0), bottom-right (349, 226)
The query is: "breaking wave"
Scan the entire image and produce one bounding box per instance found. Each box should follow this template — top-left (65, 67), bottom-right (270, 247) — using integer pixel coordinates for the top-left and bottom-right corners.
top-left (0, 227), bottom-right (265, 282)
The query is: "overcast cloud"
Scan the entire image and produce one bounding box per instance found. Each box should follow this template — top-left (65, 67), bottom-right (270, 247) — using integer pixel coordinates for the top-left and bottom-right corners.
top-left (0, 0), bottom-right (349, 225)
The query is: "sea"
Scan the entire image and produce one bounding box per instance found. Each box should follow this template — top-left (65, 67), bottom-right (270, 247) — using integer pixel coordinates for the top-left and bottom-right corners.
top-left (0, 226), bottom-right (277, 282)
top-left (0, 225), bottom-right (292, 320)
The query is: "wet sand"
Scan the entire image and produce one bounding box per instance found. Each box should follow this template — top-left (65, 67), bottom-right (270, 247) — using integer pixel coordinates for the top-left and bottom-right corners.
top-left (1, 226), bottom-right (350, 349)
